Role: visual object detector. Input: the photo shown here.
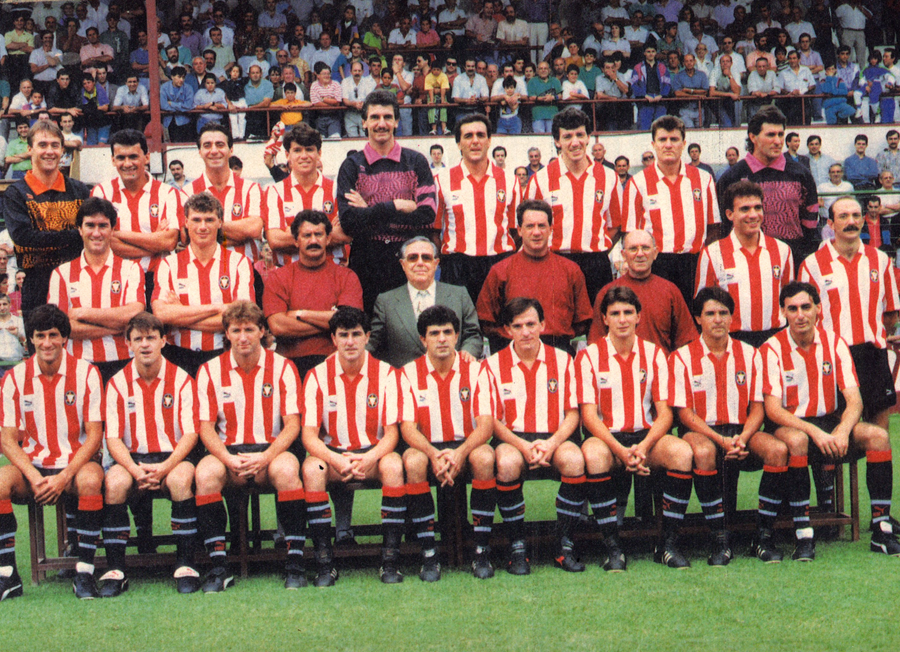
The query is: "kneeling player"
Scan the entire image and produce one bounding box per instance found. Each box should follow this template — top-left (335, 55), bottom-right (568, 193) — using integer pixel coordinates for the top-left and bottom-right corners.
top-left (398, 306), bottom-right (496, 581)
top-left (478, 298), bottom-right (585, 574)
top-left (195, 301), bottom-right (306, 591)
top-left (100, 313), bottom-right (201, 596)
top-left (670, 287), bottom-right (790, 564)
top-left (0, 305), bottom-right (104, 600)
top-left (301, 307), bottom-right (405, 585)
top-left (762, 282), bottom-right (900, 560)
top-left (578, 287), bottom-right (694, 570)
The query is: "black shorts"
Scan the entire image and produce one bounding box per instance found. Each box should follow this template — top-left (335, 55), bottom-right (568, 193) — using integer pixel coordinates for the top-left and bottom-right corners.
top-left (731, 327), bottom-right (783, 349)
top-left (491, 430), bottom-right (582, 448)
top-left (163, 344), bottom-right (223, 379)
top-left (611, 429), bottom-right (649, 448)
top-left (707, 423), bottom-right (764, 472)
top-left (226, 443), bottom-right (271, 455)
top-left (848, 343), bottom-right (896, 419)
top-left (325, 444), bottom-right (375, 455)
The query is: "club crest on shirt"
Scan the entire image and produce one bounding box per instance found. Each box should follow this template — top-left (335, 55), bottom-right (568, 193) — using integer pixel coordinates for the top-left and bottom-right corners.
top-left (639, 368), bottom-right (647, 384)
top-left (822, 361), bottom-right (833, 376)
top-left (162, 393), bottom-right (174, 409)
top-left (261, 383), bottom-right (273, 398)
top-left (367, 393), bottom-right (378, 408)
top-left (323, 200), bottom-right (334, 214)
top-left (692, 188), bottom-right (702, 202)
top-left (149, 204), bottom-right (160, 218)
top-left (459, 386), bottom-right (470, 402)
top-left (64, 390), bottom-right (76, 406)
top-left (232, 203), bottom-right (243, 217)
top-left (735, 370), bottom-right (746, 386)
top-left (772, 265), bottom-right (782, 279)
top-left (497, 189), bottom-right (506, 203)
top-left (548, 378), bottom-right (558, 393)
top-left (219, 275), bottom-right (231, 290)
top-left (871, 269), bottom-right (879, 283)
top-left (595, 189), bottom-right (604, 204)
top-left (110, 280), bottom-right (121, 294)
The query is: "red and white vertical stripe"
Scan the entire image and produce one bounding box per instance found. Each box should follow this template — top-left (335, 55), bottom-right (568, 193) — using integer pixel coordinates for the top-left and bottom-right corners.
top-left (190, 172), bottom-right (264, 262)
top-left (264, 172), bottom-right (338, 266)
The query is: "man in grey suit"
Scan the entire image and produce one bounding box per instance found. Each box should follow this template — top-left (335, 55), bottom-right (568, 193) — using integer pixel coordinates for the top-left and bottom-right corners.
top-left (368, 236), bottom-right (482, 367)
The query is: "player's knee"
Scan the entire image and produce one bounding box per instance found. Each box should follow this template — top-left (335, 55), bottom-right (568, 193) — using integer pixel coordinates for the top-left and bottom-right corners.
top-left (859, 424), bottom-right (891, 451)
top-left (669, 440), bottom-right (693, 471)
top-left (555, 444), bottom-right (584, 475)
top-left (402, 449), bottom-right (428, 479)
top-left (195, 456), bottom-right (226, 491)
top-left (582, 438), bottom-right (612, 470)
top-left (691, 438), bottom-right (717, 470)
top-left (495, 451), bottom-right (523, 480)
top-left (301, 456), bottom-right (327, 488)
top-left (379, 453), bottom-right (404, 486)
top-left (763, 439), bottom-right (789, 467)
top-left (76, 462), bottom-right (104, 494)
top-left (468, 445), bottom-right (495, 476)
top-left (104, 465), bottom-right (133, 502)
top-left (166, 462), bottom-right (195, 497)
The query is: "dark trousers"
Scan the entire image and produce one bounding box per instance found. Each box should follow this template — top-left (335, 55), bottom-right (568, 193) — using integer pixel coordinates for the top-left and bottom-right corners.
top-left (650, 252), bottom-right (698, 308)
top-left (558, 250), bottom-right (613, 306)
top-left (441, 251), bottom-right (514, 306)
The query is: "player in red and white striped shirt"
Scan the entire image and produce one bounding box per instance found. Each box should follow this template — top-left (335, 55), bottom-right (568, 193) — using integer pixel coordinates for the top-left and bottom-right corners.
top-left (762, 281), bottom-right (900, 560)
top-left (435, 114), bottom-right (518, 303)
top-left (694, 180), bottom-right (793, 347)
top-left (152, 192), bottom-right (254, 377)
top-left (577, 286), bottom-right (694, 570)
top-left (622, 115), bottom-right (721, 303)
top-left (48, 197), bottom-right (145, 382)
top-left (264, 124), bottom-right (350, 267)
top-left (301, 307), bottom-right (406, 586)
top-left (91, 130), bottom-right (181, 303)
top-left (0, 305), bottom-right (104, 600)
top-left (100, 313), bottom-right (201, 596)
top-left (669, 287), bottom-right (789, 564)
top-left (476, 297), bottom-right (585, 575)
top-left (526, 108), bottom-right (621, 302)
top-left (193, 301), bottom-right (306, 592)
top-left (190, 123), bottom-right (264, 262)
top-left (398, 305), bottom-right (496, 580)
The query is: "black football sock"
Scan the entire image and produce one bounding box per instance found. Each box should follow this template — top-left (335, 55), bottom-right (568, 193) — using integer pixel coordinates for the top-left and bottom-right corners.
top-left (102, 503), bottom-right (130, 571)
top-left (197, 493), bottom-right (228, 564)
top-left (757, 464), bottom-right (787, 531)
top-left (470, 479), bottom-right (496, 550)
top-left (693, 468), bottom-right (724, 532)
top-left (497, 479), bottom-right (525, 542)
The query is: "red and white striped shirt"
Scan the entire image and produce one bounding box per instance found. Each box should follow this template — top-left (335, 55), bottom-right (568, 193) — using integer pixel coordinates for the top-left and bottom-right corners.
top-left (153, 245), bottom-right (254, 351)
top-left (695, 231), bottom-right (793, 332)
top-left (526, 159), bottom-right (621, 253)
top-left (197, 349), bottom-right (301, 446)
top-left (623, 163), bottom-right (720, 254)
top-left (761, 326), bottom-right (858, 418)
top-left (264, 172), bottom-right (339, 266)
top-left (477, 343), bottom-right (577, 433)
top-left (105, 359), bottom-right (197, 454)
top-left (798, 242), bottom-right (899, 348)
top-left (304, 352), bottom-right (400, 451)
top-left (398, 353), bottom-right (486, 443)
top-left (91, 176), bottom-right (184, 272)
top-left (0, 354), bottom-right (102, 469)
top-left (189, 172), bottom-right (264, 262)
top-left (47, 251), bottom-right (144, 362)
top-left (435, 163), bottom-right (517, 256)
top-left (669, 336), bottom-right (763, 426)
top-left (577, 336), bottom-right (669, 434)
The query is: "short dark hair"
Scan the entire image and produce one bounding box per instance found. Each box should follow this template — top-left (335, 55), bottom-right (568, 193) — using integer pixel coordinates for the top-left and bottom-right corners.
top-left (888, 130), bottom-right (900, 140)
top-left (228, 156), bottom-right (242, 169)
top-left (196, 121), bottom-right (233, 149)
top-left (650, 114), bottom-right (685, 140)
top-left (26, 304), bottom-right (71, 341)
top-left (290, 209), bottom-right (333, 238)
top-left (600, 286), bottom-right (641, 316)
top-left (807, 134), bottom-right (821, 146)
top-left (688, 143), bottom-right (701, 153)
top-left (747, 106), bottom-right (785, 153)
top-left (501, 297), bottom-right (544, 326)
top-left (430, 143), bottom-right (443, 154)
top-left (313, 60), bottom-right (330, 75)
top-left (362, 89), bottom-right (399, 120)
top-left (780, 281), bottom-right (820, 307)
top-left (722, 179), bottom-right (764, 212)
top-left (417, 305), bottom-right (460, 337)
top-left (492, 145), bottom-right (506, 157)
top-left (855, 133), bottom-right (868, 145)
top-left (169, 159), bottom-right (183, 168)
top-left (171, 65), bottom-right (187, 77)
top-left (283, 122), bottom-right (322, 152)
top-left (551, 106), bottom-right (591, 142)
top-left (693, 286), bottom-right (734, 317)
top-left (516, 198), bottom-right (553, 227)
top-left (786, 131), bottom-right (799, 143)
top-left (454, 113), bottom-right (492, 142)
top-left (125, 312), bottom-right (165, 340)
top-left (283, 82), bottom-right (298, 93)
top-left (329, 306), bottom-right (370, 335)
top-left (109, 128), bottom-right (148, 155)
top-left (76, 196), bottom-right (118, 229)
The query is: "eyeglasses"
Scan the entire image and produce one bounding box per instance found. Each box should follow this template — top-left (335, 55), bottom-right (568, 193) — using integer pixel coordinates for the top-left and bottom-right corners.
top-left (642, 155), bottom-right (654, 161)
top-left (404, 253), bottom-right (435, 262)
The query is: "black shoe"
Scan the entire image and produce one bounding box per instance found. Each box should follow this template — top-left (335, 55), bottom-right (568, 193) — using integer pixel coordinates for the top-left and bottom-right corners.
top-left (201, 566), bottom-right (234, 593)
top-left (752, 529), bottom-right (783, 563)
top-left (0, 571), bottom-right (23, 601)
top-left (335, 530), bottom-right (358, 547)
top-left (869, 515), bottom-right (900, 534)
top-left (419, 555), bottom-right (441, 582)
top-left (554, 538), bottom-right (585, 572)
top-left (380, 563), bottom-right (403, 584)
top-left (792, 537), bottom-right (816, 562)
top-left (285, 568), bottom-right (308, 589)
top-left (601, 535), bottom-right (627, 572)
top-left (73, 572), bottom-right (100, 599)
top-left (506, 541), bottom-right (531, 576)
top-left (871, 524), bottom-right (900, 556)
top-left (654, 535), bottom-right (690, 569)
top-left (174, 566), bottom-right (201, 594)
top-left (472, 548), bottom-right (495, 579)
top-left (98, 570), bottom-right (128, 598)
top-left (708, 531), bottom-right (733, 567)
top-left (314, 546), bottom-right (337, 587)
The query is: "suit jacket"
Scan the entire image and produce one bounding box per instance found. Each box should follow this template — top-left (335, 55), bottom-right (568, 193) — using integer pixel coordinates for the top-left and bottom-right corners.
top-left (367, 281), bottom-right (483, 368)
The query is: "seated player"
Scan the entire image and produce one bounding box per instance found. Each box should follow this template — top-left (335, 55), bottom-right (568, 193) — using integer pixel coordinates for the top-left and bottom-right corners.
top-left (477, 297), bottom-right (584, 575)
top-left (0, 305), bottom-right (104, 600)
top-left (194, 301), bottom-right (306, 592)
top-left (762, 282), bottom-right (900, 560)
top-left (669, 286), bottom-right (790, 564)
top-left (578, 287), bottom-right (694, 570)
top-left (398, 305), bottom-right (496, 581)
top-left (100, 312), bottom-right (201, 596)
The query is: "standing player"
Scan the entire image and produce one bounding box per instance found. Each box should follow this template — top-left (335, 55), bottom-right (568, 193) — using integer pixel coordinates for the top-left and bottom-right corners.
top-left (477, 297), bottom-right (585, 575)
top-left (91, 130), bottom-right (182, 306)
top-left (100, 312), bottom-right (201, 596)
top-left (526, 107), bottom-right (622, 303)
top-left (695, 180), bottom-right (794, 348)
top-left (622, 115), bottom-right (720, 304)
top-left (670, 286), bottom-right (790, 564)
top-left (0, 305), bottom-right (104, 600)
top-left (152, 192), bottom-right (255, 377)
top-left (194, 301), bottom-right (306, 591)
top-left (301, 307), bottom-right (406, 585)
top-left (762, 282), bottom-right (900, 560)
top-left (434, 113), bottom-right (518, 304)
top-left (398, 305), bottom-right (497, 580)
top-left (578, 286), bottom-right (694, 570)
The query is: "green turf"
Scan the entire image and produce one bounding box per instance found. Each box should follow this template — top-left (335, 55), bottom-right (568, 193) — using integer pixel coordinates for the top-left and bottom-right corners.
top-left (5, 425), bottom-right (900, 652)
